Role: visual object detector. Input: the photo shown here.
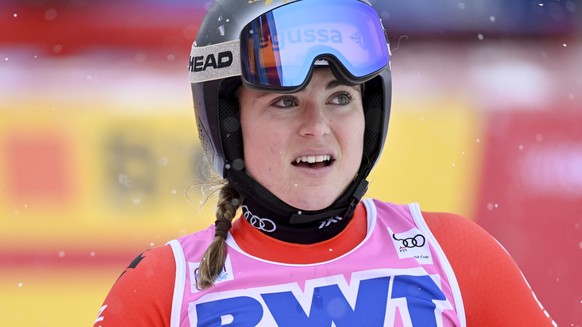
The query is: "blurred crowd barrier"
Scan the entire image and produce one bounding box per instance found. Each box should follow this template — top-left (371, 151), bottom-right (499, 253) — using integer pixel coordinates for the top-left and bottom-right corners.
top-left (1, 0), bottom-right (580, 326)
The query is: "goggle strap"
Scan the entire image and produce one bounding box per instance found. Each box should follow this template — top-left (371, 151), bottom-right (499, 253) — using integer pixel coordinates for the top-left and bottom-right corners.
top-left (189, 40), bottom-right (241, 83)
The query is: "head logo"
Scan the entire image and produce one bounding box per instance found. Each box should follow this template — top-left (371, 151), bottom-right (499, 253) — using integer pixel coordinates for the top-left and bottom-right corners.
top-left (189, 51), bottom-right (233, 73)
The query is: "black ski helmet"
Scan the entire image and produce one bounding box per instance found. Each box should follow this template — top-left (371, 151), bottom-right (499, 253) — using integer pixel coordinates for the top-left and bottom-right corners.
top-left (190, 0), bottom-right (392, 222)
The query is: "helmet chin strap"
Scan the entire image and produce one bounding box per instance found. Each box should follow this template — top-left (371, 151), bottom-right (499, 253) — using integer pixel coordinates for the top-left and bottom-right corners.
top-left (289, 180), bottom-right (368, 224)
top-left (225, 165), bottom-right (368, 244)
top-left (225, 164), bottom-right (369, 225)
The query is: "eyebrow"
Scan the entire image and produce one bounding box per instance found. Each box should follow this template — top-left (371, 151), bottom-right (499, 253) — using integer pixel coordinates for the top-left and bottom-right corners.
top-left (326, 80), bottom-right (361, 93)
top-left (251, 79), bottom-right (360, 100)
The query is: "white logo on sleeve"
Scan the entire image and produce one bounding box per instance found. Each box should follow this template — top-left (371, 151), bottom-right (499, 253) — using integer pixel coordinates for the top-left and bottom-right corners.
top-left (94, 304), bottom-right (107, 324)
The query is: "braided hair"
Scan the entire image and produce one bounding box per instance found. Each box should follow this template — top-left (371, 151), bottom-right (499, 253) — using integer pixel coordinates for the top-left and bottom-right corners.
top-left (196, 182), bottom-right (242, 290)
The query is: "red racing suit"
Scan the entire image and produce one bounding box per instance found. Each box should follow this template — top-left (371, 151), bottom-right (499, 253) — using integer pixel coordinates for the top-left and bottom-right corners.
top-left (93, 201), bottom-right (555, 326)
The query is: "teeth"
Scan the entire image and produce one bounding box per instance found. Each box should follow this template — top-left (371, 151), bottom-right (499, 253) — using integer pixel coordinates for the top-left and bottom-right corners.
top-left (295, 155), bottom-right (331, 164)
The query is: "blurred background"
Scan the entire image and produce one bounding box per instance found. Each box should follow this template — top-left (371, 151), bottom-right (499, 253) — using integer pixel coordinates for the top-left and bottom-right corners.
top-left (0, 0), bottom-right (580, 325)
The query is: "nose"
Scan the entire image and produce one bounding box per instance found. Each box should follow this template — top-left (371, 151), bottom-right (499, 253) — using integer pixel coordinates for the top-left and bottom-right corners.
top-left (298, 102), bottom-right (331, 137)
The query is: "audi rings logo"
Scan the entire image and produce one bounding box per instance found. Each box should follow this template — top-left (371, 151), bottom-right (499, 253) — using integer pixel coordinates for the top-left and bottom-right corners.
top-left (392, 233), bottom-right (426, 248)
top-left (242, 205), bottom-right (277, 233)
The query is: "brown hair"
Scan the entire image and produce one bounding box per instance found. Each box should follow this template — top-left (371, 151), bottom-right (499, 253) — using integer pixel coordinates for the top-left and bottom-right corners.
top-left (196, 182), bottom-right (242, 290)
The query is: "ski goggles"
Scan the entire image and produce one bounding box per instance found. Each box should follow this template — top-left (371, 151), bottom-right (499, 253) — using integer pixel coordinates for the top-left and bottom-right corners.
top-left (189, 0), bottom-right (390, 92)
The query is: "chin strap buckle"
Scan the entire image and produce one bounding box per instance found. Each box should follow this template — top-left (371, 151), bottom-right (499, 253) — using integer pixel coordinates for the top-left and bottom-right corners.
top-left (289, 179), bottom-right (369, 225)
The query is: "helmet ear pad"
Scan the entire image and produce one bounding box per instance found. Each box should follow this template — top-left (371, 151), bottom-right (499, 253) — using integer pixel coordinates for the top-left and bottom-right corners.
top-left (362, 91), bottom-right (383, 169)
top-left (218, 98), bottom-right (245, 171)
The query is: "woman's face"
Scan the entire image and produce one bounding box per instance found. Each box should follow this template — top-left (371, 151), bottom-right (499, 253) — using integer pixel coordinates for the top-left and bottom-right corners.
top-left (239, 68), bottom-right (365, 211)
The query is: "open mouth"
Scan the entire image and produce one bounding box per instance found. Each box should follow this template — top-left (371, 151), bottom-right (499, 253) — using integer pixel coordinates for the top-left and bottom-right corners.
top-left (292, 155), bottom-right (335, 168)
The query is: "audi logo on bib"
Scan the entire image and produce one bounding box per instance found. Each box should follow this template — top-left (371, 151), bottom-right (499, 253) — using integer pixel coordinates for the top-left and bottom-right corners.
top-left (389, 227), bottom-right (433, 265)
top-left (392, 233), bottom-right (426, 248)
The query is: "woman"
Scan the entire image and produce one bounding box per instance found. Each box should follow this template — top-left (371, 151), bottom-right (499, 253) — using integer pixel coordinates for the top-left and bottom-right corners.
top-left (94, 0), bottom-right (555, 326)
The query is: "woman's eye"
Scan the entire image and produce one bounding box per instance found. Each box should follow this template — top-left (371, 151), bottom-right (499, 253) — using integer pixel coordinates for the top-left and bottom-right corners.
top-left (329, 92), bottom-right (354, 105)
top-left (272, 97), bottom-right (297, 108)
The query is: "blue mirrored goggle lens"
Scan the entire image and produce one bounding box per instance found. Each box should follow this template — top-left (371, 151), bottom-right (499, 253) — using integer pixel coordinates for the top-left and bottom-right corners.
top-left (240, 0), bottom-right (390, 90)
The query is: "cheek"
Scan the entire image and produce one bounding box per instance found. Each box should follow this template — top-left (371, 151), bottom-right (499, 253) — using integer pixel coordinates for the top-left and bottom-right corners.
top-left (341, 113), bottom-right (365, 153)
top-left (242, 122), bottom-right (285, 175)
top-left (242, 125), bottom-right (262, 165)
top-left (351, 129), bottom-right (365, 166)
top-left (341, 114), bottom-right (365, 175)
